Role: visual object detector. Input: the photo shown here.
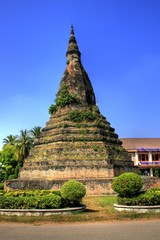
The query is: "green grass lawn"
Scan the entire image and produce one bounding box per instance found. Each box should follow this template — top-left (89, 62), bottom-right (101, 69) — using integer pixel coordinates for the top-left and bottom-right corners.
top-left (0, 196), bottom-right (160, 224)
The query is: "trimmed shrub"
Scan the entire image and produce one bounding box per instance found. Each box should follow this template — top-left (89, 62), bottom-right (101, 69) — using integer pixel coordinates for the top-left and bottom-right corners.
top-left (60, 180), bottom-right (86, 206)
top-left (0, 181), bottom-right (86, 209)
top-left (117, 188), bottom-right (160, 206)
top-left (3, 190), bottom-right (61, 198)
top-left (138, 189), bottom-right (160, 205)
top-left (112, 172), bottom-right (143, 198)
top-left (0, 194), bottom-right (61, 209)
top-left (0, 190), bottom-right (62, 209)
top-left (137, 191), bottom-right (160, 206)
top-left (117, 196), bottom-right (138, 206)
top-left (37, 195), bottom-right (61, 209)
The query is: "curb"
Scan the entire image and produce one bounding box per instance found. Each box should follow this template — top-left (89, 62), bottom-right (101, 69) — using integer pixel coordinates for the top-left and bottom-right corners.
top-left (0, 205), bottom-right (86, 216)
top-left (114, 204), bottom-right (160, 213)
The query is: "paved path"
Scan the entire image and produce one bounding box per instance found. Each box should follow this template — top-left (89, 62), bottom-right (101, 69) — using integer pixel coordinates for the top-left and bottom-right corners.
top-left (0, 220), bottom-right (160, 240)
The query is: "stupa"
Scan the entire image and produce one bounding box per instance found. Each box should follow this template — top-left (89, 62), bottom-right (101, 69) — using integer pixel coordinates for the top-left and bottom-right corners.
top-left (6, 26), bottom-right (137, 194)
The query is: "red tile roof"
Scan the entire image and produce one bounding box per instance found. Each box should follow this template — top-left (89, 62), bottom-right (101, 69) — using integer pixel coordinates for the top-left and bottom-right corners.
top-left (120, 138), bottom-right (160, 150)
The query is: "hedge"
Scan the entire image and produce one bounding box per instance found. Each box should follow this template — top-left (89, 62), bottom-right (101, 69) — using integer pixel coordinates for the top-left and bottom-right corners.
top-left (0, 190), bottom-right (62, 209)
top-left (117, 188), bottom-right (160, 206)
top-left (0, 180), bottom-right (86, 209)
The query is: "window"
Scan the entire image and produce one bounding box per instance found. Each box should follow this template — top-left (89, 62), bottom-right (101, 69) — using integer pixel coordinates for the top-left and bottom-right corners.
top-left (152, 154), bottom-right (160, 161)
top-left (138, 153), bottom-right (148, 161)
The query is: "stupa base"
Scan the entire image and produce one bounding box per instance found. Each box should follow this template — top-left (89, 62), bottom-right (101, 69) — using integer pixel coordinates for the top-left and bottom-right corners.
top-left (4, 178), bottom-right (115, 195)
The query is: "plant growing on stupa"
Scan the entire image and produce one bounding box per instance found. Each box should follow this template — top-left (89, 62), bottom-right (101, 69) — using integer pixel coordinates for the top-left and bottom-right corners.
top-left (48, 84), bottom-right (79, 115)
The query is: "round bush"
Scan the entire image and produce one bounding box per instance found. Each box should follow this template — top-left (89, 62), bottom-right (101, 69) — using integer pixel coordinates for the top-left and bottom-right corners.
top-left (60, 180), bottom-right (86, 205)
top-left (111, 172), bottom-right (143, 198)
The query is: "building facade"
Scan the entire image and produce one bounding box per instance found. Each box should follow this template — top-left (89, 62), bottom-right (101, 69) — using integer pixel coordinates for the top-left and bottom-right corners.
top-left (120, 138), bottom-right (160, 177)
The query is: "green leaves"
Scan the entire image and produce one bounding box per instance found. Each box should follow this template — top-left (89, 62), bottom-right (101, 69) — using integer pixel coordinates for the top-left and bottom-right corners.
top-left (60, 180), bottom-right (86, 206)
top-left (0, 182), bottom-right (86, 209)
top-left (0, 126), bottom-right (41, 182)
top-left (117, 188), bottom-right (160, 206)
top-left (69, 109), bottom-right (98, 122)
top-left (30, 126), bottom-right (42, 138)
top-left (112, 173), bottom-right (143, 198)
top-left (48, 84), bottom-right (79, 115)
top-left (56, 86), bottom-right (78, 107)
top-left (48, 104), bottom-right (57, 115)
top-left (0, 193), bottom-right (61, 209)
top-left (0, 145), bottom-right (17, 181)
top-left (16, 129), bottom-right (33, 162)
top-left (3, 135), bottom-right (17, 146)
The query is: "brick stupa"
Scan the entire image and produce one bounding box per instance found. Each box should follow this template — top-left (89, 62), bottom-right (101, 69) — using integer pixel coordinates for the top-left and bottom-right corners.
top-left (6, 26), bottom-right (137, 194)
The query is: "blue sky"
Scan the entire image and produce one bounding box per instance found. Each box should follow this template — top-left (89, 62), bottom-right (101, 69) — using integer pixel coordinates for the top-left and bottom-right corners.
top-left (0, 0), bottom-right (160, 150)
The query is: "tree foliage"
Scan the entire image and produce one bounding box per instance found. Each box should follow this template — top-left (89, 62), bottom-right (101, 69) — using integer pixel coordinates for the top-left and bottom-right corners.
top-left (16, 129), bottom-right (33, 162)
top-left (0, 145), bottom-right (18, 181)
top-left (30, 126), bottom-right (42, 138)
top-left (0, 126), bottom-right (41, 181)
top-left (3, 135), bottom-right (17, 146)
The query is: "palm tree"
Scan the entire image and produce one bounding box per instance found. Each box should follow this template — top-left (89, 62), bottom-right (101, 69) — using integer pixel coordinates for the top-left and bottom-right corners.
top-left (16, 129), bottom-right (33, 162)
top-left (3, 135), bottom-right (17, 146)
top-left (30, 126), bottom-right (42, 138)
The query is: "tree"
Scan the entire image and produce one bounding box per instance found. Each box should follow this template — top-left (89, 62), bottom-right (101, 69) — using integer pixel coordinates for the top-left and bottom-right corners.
top-left (0, 144), bottom-right (17, 180)
top-left (30, 126), bottom-right (42, 138)
top-left (16, 129), bottom-right (33, 162)
top-left (0, 129), bottom-right (35, 181)
top-left (3, 135), bottom-right (17, 146)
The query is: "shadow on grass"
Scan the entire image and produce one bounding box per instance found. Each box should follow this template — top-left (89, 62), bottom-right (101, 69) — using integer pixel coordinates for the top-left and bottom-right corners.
top-left (71, 208), bottom-right (98, 216)
top-left (85, 208), bottom-right (98, 213)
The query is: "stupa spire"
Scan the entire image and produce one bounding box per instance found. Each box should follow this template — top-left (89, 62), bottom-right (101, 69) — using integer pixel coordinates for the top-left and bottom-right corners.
top-left (57, 26), bottom-right (96, 106)
top-left (66, 25), bottom-right (81, 60)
